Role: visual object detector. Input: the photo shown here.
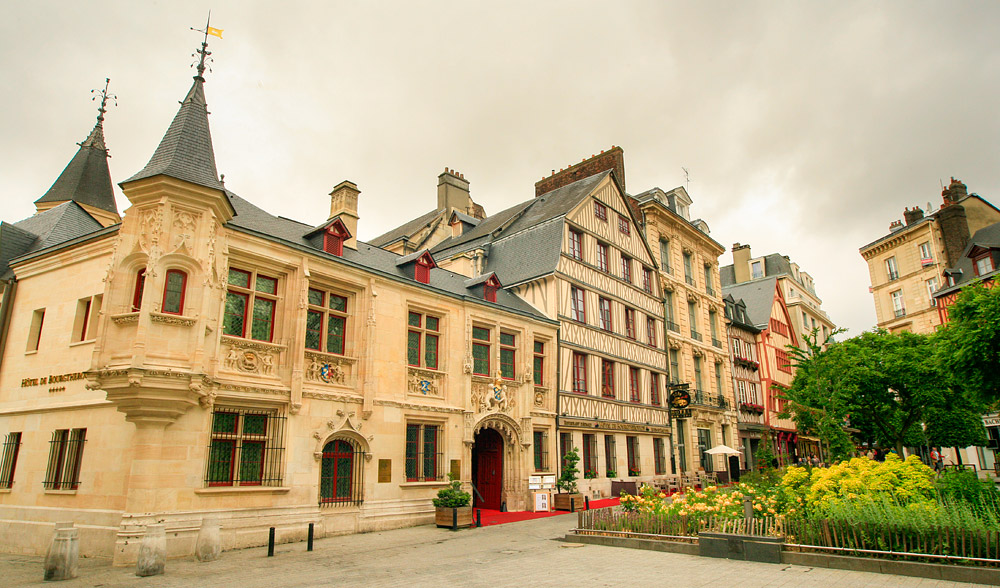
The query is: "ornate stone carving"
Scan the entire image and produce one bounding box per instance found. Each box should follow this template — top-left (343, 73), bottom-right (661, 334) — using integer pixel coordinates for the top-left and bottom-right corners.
top-left (373, 399), bottom-right (463, 414)
top-left (533, 386), bottom-right (547, 407)
top-left (472, 413), bottom-right (523, 447)
top-left (406, 367), bottom-right (443, 397)
top-left (150, 312), bottom-right (196, 327)
top-left (111, 312), bottom-right (139, 325)
top-left (471, 371), bottom-right (516, 414)
top-left (171, 210), bottom-right (198, 253)
top-left (138, 209), bottom-right (163, 252)
top-left (301, 390), bottom-right (363, 403)
top-left (668, 339), bottom-right (682, 350)
top-left (304, 352), bottom-right (357, 385)
top-left (312, 412), bottom-right (372, 461)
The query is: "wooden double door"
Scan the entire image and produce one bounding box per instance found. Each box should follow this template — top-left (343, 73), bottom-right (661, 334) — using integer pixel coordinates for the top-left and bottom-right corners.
top-left (472, 428), bottom-right (503, 510)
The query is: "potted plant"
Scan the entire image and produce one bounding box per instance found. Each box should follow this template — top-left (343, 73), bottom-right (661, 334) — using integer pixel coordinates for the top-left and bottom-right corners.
top-left (553, 447), bottom-right (584, 511)
top-left (433, 474), bottom-right (473, 528)
top-left (606, 470), bottom-right (617, 478)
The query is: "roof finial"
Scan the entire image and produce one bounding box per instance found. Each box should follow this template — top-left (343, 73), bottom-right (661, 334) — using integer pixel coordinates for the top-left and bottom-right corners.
top-left (190, 11), bottom-right (223, 80)
top-left (91, 78), bottom-right (115, 124)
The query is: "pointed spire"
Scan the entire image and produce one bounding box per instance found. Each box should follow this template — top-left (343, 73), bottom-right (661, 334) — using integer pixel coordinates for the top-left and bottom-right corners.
top-left (34, 79), bottom-right (119, 216)
top-left (123, 17), bottom-right (224, 192)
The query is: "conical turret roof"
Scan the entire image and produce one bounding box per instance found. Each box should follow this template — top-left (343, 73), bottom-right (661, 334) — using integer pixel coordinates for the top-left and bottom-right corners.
top-left (124, 77), bottom-right (224, 192)
top-left (34, 119), bottom-right (118, 214)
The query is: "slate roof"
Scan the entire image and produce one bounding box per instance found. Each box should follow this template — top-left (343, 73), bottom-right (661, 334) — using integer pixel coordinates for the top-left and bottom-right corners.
top-left (723, 293), bottom-right (760, 333)
top-left (935, 220), bottom-right (1000, 296)
top-left (721, 277), bottom-right (778, 330)
top-left (124, 78), bottom-right (225, 192)
top-left (720, 253), bottom-right (816, 295)
top-left (1, 202), bottom-right (107, 280)
top-left (33, 120), bottom-right (118, 214)
top-left (369, 208), bottom-right (442, 248)
top-left (222, 191), bottom-right (553, 323)
top-left (429, 171), bottom-right (612, 286)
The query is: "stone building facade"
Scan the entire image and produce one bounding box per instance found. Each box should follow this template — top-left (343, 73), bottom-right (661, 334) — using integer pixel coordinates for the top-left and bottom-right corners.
top-left (634, 187), bottom-right (737, 477)
top-left (0, 64), bottom-right (557, 563)
top-left (723, 295), bottom-right (765, 469)
top-left (383, 148), bottom-right (674, 497)
top-left (860, 178), bottom-right (1000, 334)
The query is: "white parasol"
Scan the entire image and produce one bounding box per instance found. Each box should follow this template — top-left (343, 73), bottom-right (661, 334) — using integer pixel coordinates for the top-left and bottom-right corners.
top-left (704, 444), bottom-right (742, 456)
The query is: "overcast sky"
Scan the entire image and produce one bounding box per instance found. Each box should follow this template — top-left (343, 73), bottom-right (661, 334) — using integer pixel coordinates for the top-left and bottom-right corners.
top-left (3, 1), bottom-right (999, 337)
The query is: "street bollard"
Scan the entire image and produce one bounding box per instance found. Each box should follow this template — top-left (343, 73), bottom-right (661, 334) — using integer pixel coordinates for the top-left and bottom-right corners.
top-left (570, 497), bottom-right (575, 512)
top-left (267, 527), bottom-right (275, 557)
top-left (476, 509), bottom-right (482, 528)
top-left (451, 508), bottom-right (458, 531)
top-left (136, 524), bottom-right (166, 577)
top-left (43, 523), bottom-right (78, 581)
top-left (307, 523), bottom-right (314, 552)
top-left (585, 496), bottom-right (591, 510)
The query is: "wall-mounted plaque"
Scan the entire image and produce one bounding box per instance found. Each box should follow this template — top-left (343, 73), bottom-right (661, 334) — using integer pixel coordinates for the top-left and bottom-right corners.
top-left (378, 459), bottom-right (391, 483)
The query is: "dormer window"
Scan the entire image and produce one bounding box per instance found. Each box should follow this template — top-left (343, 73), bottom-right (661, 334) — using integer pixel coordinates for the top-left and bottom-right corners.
top-left (974, 254), bottom-right (994, 276)
top-left (397, 250), bottom-right (437, 284)
top-left (322, 219), bottom-right (351, 257)
top-left (464, 272), bottom-right (502, 303)
top-left (416, 259), bottom-right (431, 284)
top-left (484, 283), bottom-right (497, 302)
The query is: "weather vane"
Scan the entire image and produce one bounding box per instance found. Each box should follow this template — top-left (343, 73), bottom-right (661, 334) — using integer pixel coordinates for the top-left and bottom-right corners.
top-left (190, 11), bottom-right (224, 79)
top-left (682, 167), bottom-right (691, 191)
top-left (90, 78), bottom-right (116, 123)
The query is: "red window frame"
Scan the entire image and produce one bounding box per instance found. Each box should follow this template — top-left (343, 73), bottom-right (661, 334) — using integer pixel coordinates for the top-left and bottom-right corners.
top-left (626, 435), bottom-right (640, 476)
top-left (624, 308), bottom-right (636, 340)
top-left (594, 201), bottom-right (608, 222)
top-left (646, 316), bottom-right (657, 347)
top-left (642, 268), bottom-right (652, 293)
top-left (654, 437), bottom-right (666, 475)
top-left (571, 287), bottom-right (586, 322)
top-left (320, 439), bottom-right (354, 503)
top-left (569, 229), bottom-right (583, 261)
top-left (533, 341), bottom-right (544, 386)
top-left (598, 297), bottom-right (612, 331)
top-left (484, 283), bottom-right (497, 302)
top-left (472, 327), bottom-right (491, 376)
top-left (629, 367), bottom-right (640, 403)
top-left (132, 268), bottom-right (146, 312)
top-left (224, 269), bottom-right (279, 342)
top-left (583, 433), bottom-right (598, 477)
top-left (79, 298), bottom-right (92, 341)
top-left (621, 256), bottom-right (632, 283)
top-left (162, 269), bottom-right (187, 315)
top-left (596, 242), bottom-right (609, 272)
top-left (572, 352), bottom-right (587, 394)
top-left (499, 332), bottom-right (516, 380)
top-left (618, 214), bottom-right (630, 235)
top-left (601, 359), bottom-right (615, 399)
top-left (650, 373), bottom-right (661, 406)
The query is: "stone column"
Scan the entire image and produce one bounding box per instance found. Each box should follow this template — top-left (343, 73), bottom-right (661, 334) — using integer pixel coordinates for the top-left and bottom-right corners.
top-left (136, 523), bottom-right (166, 577)
top-left (43, 523), bottom-right (78, 581)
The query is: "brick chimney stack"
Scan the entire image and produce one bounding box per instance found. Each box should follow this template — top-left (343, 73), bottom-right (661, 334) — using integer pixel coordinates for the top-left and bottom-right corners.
top-left (903, 206), bottom-right (924, 225)
top-left (889, 220), bottom-right (904, 232)
top-left (941, 177), bottom-right (968, 206)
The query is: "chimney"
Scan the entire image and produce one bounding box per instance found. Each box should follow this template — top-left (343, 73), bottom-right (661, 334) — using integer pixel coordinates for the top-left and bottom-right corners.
top-left (889, 220), bottom-right (904, 232)
top-left (942, 177), bottom-right (968, 206)
top-left (732, 243), bottom-right (751, 283)
top-left (438, 168), bottom-right (472, 213)
top-left (329, 180), bottom-right (360, 249)
top-left (937, 202), bottom-right (970, 267)
top-left (903, 206), bottom-right (924, 226)
top-left (534, 146), bottom-right (626, 197)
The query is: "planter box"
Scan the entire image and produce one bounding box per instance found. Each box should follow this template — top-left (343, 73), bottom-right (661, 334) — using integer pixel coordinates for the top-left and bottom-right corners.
top-left (435, 506), bottom-right (473, 528)
top-left (553, 493), bottom-right (585, 511)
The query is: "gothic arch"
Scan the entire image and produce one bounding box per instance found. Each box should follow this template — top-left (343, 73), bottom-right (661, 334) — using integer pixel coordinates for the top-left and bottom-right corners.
top-left (473, 413), bottom-right (523, 448)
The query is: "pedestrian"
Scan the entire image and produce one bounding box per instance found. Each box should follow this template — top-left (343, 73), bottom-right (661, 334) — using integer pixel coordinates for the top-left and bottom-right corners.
top-left (930, 448), bottom-right (942, 472)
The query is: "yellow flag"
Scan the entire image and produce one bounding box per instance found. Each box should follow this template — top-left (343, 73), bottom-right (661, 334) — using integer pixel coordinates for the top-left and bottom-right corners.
top-left (207, 26), bottom-right (224, 39)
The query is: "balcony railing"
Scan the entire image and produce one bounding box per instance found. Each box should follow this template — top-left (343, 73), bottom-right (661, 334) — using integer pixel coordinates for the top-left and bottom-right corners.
top-left (894, 308), bottom-right (907, 318)
top-left (690, 389), bottom-right (729, 410)
top-left (711, 337), bottom-right (723, 348)
top-left (666, 320), bottom-right (680, 333)
top-left (685, 274), bottom-right (695, 286)
top-left (690, 330), bottom-right (703, 342)
top-left (706, 286), bottom-right (716, 297)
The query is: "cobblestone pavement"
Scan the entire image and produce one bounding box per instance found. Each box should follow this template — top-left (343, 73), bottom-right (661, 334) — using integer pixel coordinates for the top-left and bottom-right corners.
top-left (2, 514), bottom-right (989, 587)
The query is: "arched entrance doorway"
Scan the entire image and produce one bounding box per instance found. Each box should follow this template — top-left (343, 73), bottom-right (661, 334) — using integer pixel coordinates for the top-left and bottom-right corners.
top-left (472, 428), bottom-right (504, 510)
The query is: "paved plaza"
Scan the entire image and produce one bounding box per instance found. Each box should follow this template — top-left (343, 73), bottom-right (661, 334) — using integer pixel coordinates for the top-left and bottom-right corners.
top-left (2, 514), bottom-right (990, 587)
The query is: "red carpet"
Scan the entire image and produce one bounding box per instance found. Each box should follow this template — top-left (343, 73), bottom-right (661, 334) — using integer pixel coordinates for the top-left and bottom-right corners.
top-left (474, 497), bottom-right (620, 527)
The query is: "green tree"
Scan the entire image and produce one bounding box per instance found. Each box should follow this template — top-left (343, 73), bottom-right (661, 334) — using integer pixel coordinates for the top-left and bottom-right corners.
top-left (783, 329), bottom-right (963, 457)
top-left (937, 282), bottom-right (1000, 405)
